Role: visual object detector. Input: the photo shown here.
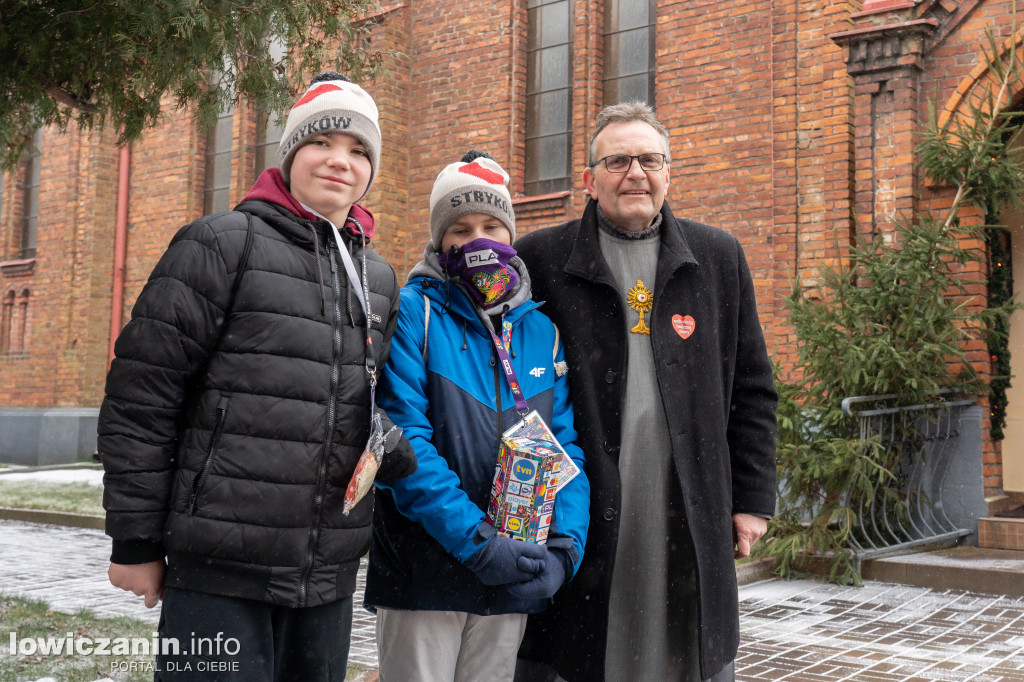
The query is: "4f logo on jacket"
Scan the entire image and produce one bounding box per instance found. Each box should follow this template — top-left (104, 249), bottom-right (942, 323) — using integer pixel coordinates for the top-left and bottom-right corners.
top-left (529, 367), bottom-right (546, 378)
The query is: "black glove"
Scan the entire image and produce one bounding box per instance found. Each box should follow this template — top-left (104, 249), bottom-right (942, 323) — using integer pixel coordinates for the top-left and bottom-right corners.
top-left (376, 419), bottom-right (417, 484)
top-left (504, 546), bottom-right (569, 600)
top-left (463, 522), bottom-right (545, 586)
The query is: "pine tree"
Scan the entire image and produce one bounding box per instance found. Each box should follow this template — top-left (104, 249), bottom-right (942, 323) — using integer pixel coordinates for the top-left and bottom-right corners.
top-left (0, 0), bottom-right (384, 169)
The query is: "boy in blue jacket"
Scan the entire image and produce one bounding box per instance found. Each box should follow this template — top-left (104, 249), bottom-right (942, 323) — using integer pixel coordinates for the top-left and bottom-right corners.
top-left (365, 151), bottom-right (590, 682)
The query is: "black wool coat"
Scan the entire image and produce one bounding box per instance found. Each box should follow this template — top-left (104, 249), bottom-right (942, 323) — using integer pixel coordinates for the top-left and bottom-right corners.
top-left (515, 200), bottom-right (777, 681)
top-left (98, 199), bottom-right (409, 609)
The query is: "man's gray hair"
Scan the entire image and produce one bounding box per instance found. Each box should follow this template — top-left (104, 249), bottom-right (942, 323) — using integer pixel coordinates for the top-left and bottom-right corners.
top-left (587, 102), bottom-right (671, 167)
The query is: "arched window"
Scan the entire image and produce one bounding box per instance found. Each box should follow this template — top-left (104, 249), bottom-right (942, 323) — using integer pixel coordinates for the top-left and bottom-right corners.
top-left (1, 290), bottom-right (15, 353)
top-left (255, 39), bottom-right (288, 181)
top-left (14, 288), bottom-right (30, 352)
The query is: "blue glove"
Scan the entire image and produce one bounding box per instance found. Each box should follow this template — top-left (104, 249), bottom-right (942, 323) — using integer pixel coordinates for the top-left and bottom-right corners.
top-left (463, 522), bottom-right (546, 586)
top-left (504, 546), bottom-right (568, 600)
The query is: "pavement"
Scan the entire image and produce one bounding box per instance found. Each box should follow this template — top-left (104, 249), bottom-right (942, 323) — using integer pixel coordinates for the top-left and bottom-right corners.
top-left (3, 518), bottom-right (1024, 680)
top-left (738, 578), bottom-right (1024, 681)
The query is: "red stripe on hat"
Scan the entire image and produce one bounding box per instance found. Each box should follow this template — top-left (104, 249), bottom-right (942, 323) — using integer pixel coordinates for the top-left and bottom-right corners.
top-left (292, 83), bottom-right (344, 110)
top-left (458, 161), bottom-right (504, 185)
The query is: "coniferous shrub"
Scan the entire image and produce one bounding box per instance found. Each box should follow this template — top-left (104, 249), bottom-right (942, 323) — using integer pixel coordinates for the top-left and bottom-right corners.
top-left (760, 28), bottom-right (1024, 584)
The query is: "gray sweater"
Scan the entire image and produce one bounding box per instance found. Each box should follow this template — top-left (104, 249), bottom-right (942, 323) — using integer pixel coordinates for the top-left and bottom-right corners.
top-left (598, 208), bottom-right (701, 681)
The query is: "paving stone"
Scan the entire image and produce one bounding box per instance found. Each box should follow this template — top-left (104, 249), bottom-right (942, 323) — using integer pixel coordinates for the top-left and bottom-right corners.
top-left (5, 519), bottom-right (1024, 679)
top-left (738, 579), bottom-right (1024, 681)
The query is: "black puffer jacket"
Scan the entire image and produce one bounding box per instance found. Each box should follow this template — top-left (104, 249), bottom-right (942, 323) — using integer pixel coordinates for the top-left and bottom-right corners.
top-left (99, 181), bottom-right (409, 608)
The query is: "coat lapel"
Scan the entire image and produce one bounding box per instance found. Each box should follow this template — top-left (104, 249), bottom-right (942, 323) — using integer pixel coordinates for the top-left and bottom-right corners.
top-left (563, 199), bottom-right (620, 288)
top-left (653, 203), bottom-right (699, 302)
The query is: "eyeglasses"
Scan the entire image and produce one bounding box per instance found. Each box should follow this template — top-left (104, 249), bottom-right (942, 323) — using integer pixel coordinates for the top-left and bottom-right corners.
top-left (593, 153), bottom-right (667, 173)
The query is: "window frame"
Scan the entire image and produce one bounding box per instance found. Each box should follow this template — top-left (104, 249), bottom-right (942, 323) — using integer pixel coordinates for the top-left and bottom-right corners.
top-left (203, 105), bottom-right (236, 215)
top-left (254, 109), bottom-right (285, 181)
top-left (0, 290), bottom-right (13, 353)
top-left (19, 129), bottom-right (43, 260)
top-left (524, 0), bottom-right (574, 196)
top-left (602, 0), bottom-right (656, 107)
top-left (254, 37), bottom-right (288, 181)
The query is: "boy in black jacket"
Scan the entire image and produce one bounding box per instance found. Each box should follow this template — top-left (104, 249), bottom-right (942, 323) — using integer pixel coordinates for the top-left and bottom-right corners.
top-left (99, 72), bottom-right (415, 681)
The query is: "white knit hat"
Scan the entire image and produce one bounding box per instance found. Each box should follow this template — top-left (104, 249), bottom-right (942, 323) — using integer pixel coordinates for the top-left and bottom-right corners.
top-left (428, 151), bottom-right (516, 251)
top-left (277, 72), bottom-right (381, 197)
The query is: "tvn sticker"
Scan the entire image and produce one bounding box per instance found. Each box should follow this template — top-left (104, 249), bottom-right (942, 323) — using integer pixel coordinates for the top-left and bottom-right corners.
top-left (512, 457), bottom-right (537, 482)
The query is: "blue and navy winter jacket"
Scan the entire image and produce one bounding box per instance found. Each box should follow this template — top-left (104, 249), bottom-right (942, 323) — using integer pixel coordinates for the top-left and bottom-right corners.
top-left (365, 272), bottom-right (589, 615)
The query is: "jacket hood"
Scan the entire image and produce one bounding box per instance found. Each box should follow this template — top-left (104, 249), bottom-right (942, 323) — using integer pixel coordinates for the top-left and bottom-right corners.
top-left (241, 168), bottom-right (376, 239)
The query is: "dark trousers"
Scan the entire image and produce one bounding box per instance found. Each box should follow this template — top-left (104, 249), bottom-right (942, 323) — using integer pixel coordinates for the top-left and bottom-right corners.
top-left (155, 587), bottom-right (353, 682)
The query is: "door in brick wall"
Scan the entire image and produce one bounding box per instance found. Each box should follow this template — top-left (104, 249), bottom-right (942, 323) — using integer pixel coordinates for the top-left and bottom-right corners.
top-left (1003, 199), bottom-right (1024, 494)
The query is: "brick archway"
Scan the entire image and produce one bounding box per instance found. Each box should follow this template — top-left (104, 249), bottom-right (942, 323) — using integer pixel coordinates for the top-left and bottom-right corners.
top-left (936, 27), bottom-right (1024, 132)
top-left (981, 28), bottom-right (1024, 497)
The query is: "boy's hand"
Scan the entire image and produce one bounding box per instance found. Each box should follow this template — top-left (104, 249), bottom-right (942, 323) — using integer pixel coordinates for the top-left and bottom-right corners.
top-left (504, 546), bottom-right (567, 600)
top-left (463, 522), bottom-right (545, 585)
top-left (108, 560), bottom-right (165, 608)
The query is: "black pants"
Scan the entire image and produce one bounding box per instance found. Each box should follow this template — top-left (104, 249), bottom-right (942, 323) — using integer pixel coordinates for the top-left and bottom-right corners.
top-left (155, 587), bottom-right (353, 682)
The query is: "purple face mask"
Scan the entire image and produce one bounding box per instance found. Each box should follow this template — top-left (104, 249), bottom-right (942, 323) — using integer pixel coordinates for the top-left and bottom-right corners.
top-left (438, 237), bottom-right (520, 309)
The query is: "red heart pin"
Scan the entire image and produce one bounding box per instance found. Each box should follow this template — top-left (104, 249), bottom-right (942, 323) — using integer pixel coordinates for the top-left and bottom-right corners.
top-left (672, 314), bottom-right (695, 339)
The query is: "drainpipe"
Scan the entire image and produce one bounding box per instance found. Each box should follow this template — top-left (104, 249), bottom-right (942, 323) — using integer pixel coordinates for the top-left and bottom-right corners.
top-left (108, 142), bottom-right (130, 366)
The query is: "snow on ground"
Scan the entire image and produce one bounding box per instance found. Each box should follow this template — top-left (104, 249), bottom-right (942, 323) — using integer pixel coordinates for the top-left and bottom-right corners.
top-left (0, 467), bottom-right (104, 486)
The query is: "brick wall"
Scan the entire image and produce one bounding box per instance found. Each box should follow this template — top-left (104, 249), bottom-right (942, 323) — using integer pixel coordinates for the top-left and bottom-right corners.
top-left (1, 0), bottom-right (1021, 493)
top-left (362, 4), bottom-right (413, 272)
top-left (0, 125), bottom-right (120, 407)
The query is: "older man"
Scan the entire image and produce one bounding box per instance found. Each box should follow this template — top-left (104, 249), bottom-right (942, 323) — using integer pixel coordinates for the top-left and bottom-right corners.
top-left (514, 102), bottom-right (777, 682)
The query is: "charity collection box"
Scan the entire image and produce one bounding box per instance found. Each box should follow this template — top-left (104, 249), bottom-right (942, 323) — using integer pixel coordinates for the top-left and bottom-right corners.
top-left (486, 410), bottom-right (581, 544)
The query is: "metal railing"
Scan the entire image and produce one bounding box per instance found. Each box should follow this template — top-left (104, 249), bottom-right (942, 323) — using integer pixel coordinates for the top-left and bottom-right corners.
top-left (841, 391), bottom-right (976, 564)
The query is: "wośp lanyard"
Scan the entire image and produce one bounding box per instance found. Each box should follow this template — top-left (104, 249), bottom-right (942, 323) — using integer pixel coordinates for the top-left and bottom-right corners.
top-left (305, 206), bottom-right (402, 516)
top-left (487, 325), bottom-right (529, 416)
top-left (331, 214), bottom-right (402, 514)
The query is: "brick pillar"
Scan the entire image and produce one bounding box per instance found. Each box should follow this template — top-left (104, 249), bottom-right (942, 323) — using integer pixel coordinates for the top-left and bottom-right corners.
top-left (55, 126), bottom-right (121, 407)
top-left (832, 15), bottom-right (937, 240)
